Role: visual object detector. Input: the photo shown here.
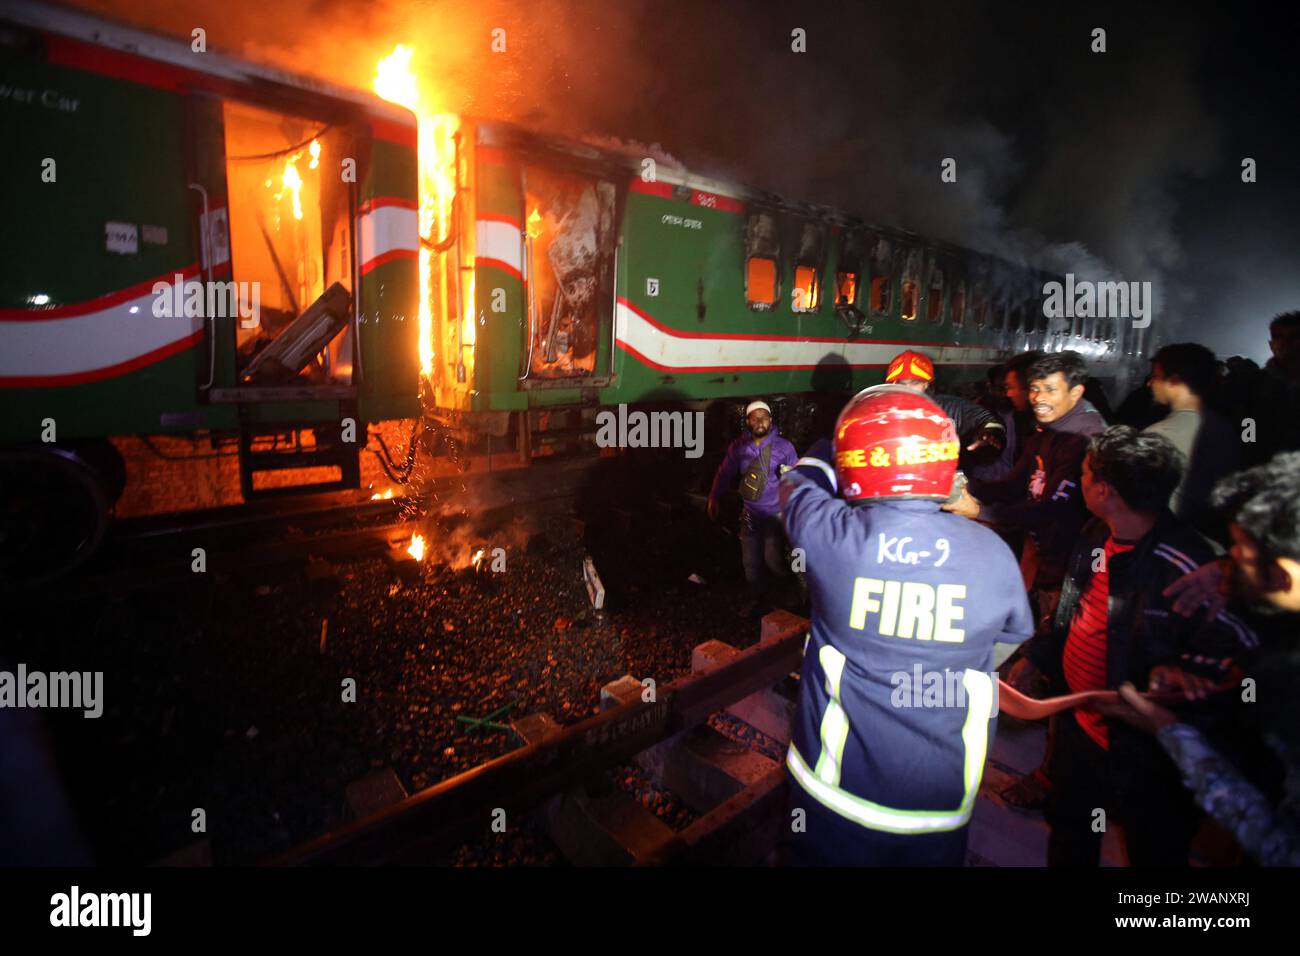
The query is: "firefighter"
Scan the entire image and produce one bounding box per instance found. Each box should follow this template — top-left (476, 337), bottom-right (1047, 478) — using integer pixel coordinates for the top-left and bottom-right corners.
top-left (884, 349), bottom-right (1007, 471)
top-left (780, 385), bottom-right (1034, 865)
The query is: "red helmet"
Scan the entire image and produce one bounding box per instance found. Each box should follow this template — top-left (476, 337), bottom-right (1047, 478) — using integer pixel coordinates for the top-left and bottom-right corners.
top-left (884, 349), bottom-right (935, 384)
top-left (833, 385), bottom-right (959, 501)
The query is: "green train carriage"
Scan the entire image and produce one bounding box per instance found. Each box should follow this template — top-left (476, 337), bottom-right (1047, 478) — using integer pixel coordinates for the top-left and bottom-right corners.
top-left (1, 1), bottom-right (1151, 582)
top-left (429, 118), bottom-right (1146, 448)
top-left (1, 0), bottom-right (421, 579)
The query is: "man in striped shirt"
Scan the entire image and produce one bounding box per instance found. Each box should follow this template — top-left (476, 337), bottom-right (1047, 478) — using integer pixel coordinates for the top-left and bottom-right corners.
top-left (1021, 427), bottom-right (1257, 865)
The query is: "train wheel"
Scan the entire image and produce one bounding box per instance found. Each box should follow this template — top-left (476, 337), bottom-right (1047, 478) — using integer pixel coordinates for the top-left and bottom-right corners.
top-left (0, 447), bottom-right (111, 588)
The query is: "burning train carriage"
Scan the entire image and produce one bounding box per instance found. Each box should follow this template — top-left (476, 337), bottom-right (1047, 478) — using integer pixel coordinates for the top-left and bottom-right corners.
top-left (0, 1), bottom-right (1151, 581)
top-left (1, 1), bottom-right (421, 579)
top-left (431, 119), bottom-right (1145, 451)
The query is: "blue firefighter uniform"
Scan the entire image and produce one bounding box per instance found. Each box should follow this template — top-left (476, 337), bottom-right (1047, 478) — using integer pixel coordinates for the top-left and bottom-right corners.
top-left (779, 447), bottom-right (1034, 864)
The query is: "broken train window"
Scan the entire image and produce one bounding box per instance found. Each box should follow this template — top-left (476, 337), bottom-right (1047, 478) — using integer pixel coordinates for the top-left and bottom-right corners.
top-left (523, 166), bottom-right (617, 379)
top-left (869, 236), bottom-right (893, 316)
top-left (791, 222), bottom-right (826, 313)
top-left (950, 279), bottom-right (966, 326)
top-left (835, 230), bottom-right (866, 307)
top-left (926, 257), bottom-right (945, 324)
top-left (745, 212), bottom-right (780, 310)
top-left (900, 248), bottom-right (921, 321)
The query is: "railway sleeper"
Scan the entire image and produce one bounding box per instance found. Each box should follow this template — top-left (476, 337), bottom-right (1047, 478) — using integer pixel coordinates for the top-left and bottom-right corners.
top-left (513, 613), bottom-right (801, 866)
top-left (514, 700), bottom-right (787, 866)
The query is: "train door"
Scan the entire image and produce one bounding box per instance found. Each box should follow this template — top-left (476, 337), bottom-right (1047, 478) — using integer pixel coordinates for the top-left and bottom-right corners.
top-left (520, 165), bottom-right (618, 384)
top-left (186, 94), bottom-right (362, 497)
top-left (187, 95), bottom-right (358, 397)
top-left (218, 99), bottom-right (356, 390)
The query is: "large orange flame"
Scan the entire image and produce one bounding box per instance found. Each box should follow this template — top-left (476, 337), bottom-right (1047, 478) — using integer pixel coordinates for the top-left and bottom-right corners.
top-left (373, 44), bottom-right (467, 379)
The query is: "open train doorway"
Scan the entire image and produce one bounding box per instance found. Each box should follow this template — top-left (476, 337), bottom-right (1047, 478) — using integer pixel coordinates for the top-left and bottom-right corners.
top-left (221, 100), bottom-right (355, 387)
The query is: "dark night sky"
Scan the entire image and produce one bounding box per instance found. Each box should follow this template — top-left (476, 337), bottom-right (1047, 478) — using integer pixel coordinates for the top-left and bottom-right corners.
top-left (67, 0), bottom-right (1300, 362)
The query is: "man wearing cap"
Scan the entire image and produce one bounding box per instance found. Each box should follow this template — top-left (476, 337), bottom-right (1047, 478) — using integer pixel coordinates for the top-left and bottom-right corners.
top-left (708, 400), bottom-right (799, 617)
top-left (884, 350), bottom-right (1007, 470)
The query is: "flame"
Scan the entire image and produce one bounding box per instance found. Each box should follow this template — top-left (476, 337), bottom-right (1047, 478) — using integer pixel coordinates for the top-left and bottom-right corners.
top-left (407, 533), bottom-right (426, 562)
top-left (371, 488), bottom-right (395, 500)
top-left (526, 207), bottom-right (543, 240)
top-left (374, 44), bottom-right (419, 110)
top-left (278, 153), bottom-right (305, 221)
top-left (308, 138), bottom-right (320, 170)
top-left (373, 44), bottom-right (464, 378)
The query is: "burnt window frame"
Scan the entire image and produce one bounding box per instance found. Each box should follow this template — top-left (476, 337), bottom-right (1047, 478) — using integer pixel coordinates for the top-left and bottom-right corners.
top-left (1010, 299), bottom-right (1027, 334)
top-left (868, 234), bottom-right (895, 318)
top-left (791, 220), bottom-right (828, 314)
top-left (971, 284), bottom-right (988, 330)
top-left (743, 210), bottom-right (781, 312)
top-left (834, 229), bottom-right (867, 309)
top-left (950, 277), bottom-right (967, 328)
top-left (899, 246), bottom-right (922, 322)
top-left (924, 253), bottom-right (947, 325)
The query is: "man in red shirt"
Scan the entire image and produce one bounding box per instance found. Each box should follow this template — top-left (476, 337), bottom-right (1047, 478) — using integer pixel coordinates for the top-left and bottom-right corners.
top-left (1020, 427), bottom-right (1256, 865)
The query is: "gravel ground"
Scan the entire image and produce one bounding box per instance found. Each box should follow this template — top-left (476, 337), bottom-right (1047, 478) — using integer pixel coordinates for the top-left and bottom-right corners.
top-left (4, 454), bottom-right (804, 865)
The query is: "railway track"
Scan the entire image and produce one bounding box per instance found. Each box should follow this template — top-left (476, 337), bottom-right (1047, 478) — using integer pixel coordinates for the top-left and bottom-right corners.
top-left (270, 612), bottom-right (808, 866)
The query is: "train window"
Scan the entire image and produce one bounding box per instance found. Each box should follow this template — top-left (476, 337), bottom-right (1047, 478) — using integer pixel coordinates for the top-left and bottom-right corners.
top-left (746, 257), bottom-right (778, 309)
top-left (870, 276), bottom-right (890, 314)
top-left (926, 261), bottom-right (945, 324)
top-left (792, 265), bottom-right (820, 312)
top-left (744, 213), bottom-right (780, 311)
top-left (835, 271), bottom-right (858, 306)
top-left (900, 249), bottom-right (921, 321)
top-left (792, 222), bottom-right (826, 313)
top-left (1010, 303), bottom-right (1024, 332)
top-left (901, 280), bottom-right (918, 321)
top-left (835, 230), bottom-right (865, 307)
top-left (971, 283), bottom-right (987, 329)
top-left (868, 236), bottom-right (893, 316)
top-left (951, 281), bottom-right (966, 326)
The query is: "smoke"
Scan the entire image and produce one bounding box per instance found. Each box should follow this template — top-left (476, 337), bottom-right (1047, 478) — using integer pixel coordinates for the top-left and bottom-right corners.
top-left (407, 479), bottom-right (541, 571)
top-left (66, 0), bottom-right (1226, 336)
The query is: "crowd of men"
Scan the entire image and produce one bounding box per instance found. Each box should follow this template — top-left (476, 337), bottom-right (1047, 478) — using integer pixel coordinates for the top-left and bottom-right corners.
top-left (709, 310), bottom-right (1300, 866)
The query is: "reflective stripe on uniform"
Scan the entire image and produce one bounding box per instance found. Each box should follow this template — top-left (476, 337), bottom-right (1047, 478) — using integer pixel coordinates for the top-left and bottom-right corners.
top-left (812, 644), bottom-right (849, 786)
top-left (788, 669), bottom-right (994, 834)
